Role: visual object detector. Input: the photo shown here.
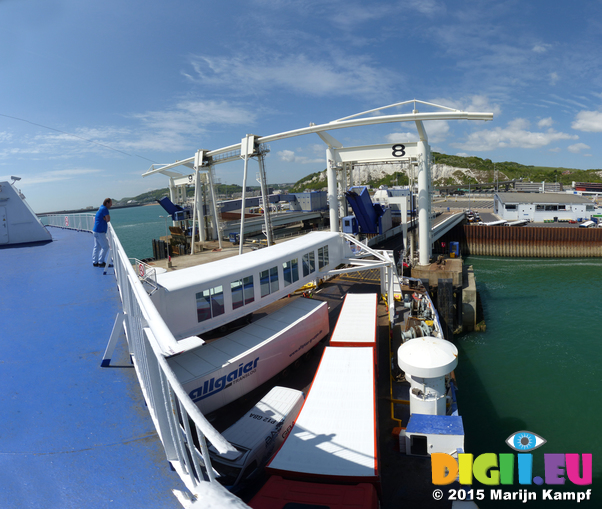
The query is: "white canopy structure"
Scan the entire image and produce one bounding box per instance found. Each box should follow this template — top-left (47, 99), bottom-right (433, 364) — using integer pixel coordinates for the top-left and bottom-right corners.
top-left (143, 100), bottom-right (493, 266)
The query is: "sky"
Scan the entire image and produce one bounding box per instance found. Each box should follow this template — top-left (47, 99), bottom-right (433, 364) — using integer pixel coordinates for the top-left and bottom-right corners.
top-left (2, 0), bottom-right (602, 213)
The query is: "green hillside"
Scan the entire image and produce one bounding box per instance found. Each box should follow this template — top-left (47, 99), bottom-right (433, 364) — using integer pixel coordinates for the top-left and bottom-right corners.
top-left (431, 152), bottom-right (602, 186)
top-left (115, 153), bottom-right (602, 204)
top-left (114, 183), bottom-right (254, 206)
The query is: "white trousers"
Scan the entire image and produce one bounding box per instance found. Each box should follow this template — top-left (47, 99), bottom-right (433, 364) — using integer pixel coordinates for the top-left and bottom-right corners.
top-left (92, 231), bottom-right (110, 264)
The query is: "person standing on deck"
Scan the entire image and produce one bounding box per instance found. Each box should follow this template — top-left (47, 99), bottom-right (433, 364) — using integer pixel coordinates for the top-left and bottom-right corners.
top-left (92, 198), bottom-right (112, 267)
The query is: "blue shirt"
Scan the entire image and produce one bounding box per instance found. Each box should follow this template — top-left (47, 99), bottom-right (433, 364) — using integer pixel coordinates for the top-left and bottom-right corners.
top-left (93, 205), bottom-right (110, 233)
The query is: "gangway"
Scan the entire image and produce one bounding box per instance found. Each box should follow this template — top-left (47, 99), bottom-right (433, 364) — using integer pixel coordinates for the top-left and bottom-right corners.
top-left (266, 293), bottom-right (379, 483)
top-left (266, 345), bottom-right (377, 482)
top-left (431, 211), bottom-right (466, 242)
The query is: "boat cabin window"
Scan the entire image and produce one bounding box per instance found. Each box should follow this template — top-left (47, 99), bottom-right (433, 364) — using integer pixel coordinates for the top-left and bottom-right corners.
top-left (318, 245), bottom-right (329, 269)
top-left (283, 258), bottom-right (299, 287)
top-left (302, 251), bottom-right (315, 277)
top-left (505, 204), bottom-right (517, 210)
top-left (231, 275), bottom-right (255, 310)
top-left (196, 285), bottom-right (225, 322)
top-left (260, 266), bottom-right (279, 298)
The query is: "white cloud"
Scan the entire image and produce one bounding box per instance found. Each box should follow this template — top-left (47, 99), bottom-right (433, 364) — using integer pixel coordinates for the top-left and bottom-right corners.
top-left (568, 143), bottom-right (591, 154)
top-left (538, 117), bottom-right (554, 127)
top-left (456, 119), bottom-right (578, 151)
top-left (186, 53), bottom-right (398, 99)
top-left (128, 100), bottom-right (256, 151)
top-left (9, 101), bottom-right (258, 157)
top-left (153, 100), bottom-right (254, 127)
top-left (10, 169), bottom-right (103, 185)
top-left (423, 121), bottom-right (450, 143)
top-left (277, 149), bottom-right (322, 164)
top-left (331, 3), bottom-right (391, 28)
top-left (385, 119), bottom-right (448, 144)
top-left (549, 147), bottom-right (561, 153)
top-left (507, 118), bottom-right (530, 130)
top-left (430, 95), bottom-right (502, 116)
top-left (465, 95), bottom-right (502, 116)
top-left (386, 132), bottom-right (417, 143)
top-left (279, 150), bottom-right (296, 162)
top-left (548, 94), bottom-right (589, 110)
top-left (532, 44), bottom-right (551, 53)
top-left (572, 110), bottom-right (602, 132)
top-left (549, 72), bottom-right (559, 85)
top-left (403, 0), bottom-right (445, 16)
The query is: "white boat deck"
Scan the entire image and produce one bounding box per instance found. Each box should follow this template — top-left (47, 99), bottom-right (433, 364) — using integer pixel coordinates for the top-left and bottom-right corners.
top-left (329, 293), bottom-right (378, 347)
top-left (267, 346), bottom-right (378, 482)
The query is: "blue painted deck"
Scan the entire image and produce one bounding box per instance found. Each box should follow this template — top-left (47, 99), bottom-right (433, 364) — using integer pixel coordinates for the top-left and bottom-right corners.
top-left (0, 227), bottom-right (184, 509)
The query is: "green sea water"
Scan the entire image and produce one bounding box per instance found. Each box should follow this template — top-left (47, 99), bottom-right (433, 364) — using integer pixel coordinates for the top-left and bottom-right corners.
top-left (456, 256), bottom-right (602, 507)
top-left (109, 206), bottom-right (600, 506)
top-left (109, 204), bottom-right (168, 260)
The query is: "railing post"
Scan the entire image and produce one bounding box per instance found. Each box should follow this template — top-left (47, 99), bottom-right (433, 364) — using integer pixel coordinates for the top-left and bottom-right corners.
top-left (101, 312), bottom-right (126, 367)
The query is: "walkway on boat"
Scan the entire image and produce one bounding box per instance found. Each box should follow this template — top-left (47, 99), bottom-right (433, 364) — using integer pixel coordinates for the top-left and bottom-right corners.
top-left (0, 227), bottom-right (184, 509)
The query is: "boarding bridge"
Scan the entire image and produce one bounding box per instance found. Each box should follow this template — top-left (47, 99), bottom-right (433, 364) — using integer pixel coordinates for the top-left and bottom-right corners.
top-left (267, 294), bottom-right (379, 483)
top-left (431, 211), bottom-right (466, 242)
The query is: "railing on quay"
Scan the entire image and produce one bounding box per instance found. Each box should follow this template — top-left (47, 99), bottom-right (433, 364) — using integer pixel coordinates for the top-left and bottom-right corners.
top-left (45, 213), bottom-right (247, 507)
top-left (40, 213), bottom-right (95, 232)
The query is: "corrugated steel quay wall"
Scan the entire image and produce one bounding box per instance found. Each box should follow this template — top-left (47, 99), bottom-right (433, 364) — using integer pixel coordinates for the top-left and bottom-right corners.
top-left (438, 225), bottom-right (602, 257)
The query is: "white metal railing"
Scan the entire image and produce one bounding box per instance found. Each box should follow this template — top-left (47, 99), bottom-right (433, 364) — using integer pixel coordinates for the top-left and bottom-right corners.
top-left (105, 223), bottom-right (247, 506)
top-left (45, 214), bottom-right (247, 505)
top-left (40, 213), bottom-right (95, 231)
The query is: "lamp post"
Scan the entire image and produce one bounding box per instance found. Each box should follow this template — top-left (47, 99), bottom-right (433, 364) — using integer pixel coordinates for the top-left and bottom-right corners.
top-left (159, 215), bottom-right (169, 238)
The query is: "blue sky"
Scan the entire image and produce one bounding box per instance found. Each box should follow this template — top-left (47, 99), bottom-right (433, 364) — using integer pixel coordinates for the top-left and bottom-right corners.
top-left (2, 0), bottom-right (602, 213)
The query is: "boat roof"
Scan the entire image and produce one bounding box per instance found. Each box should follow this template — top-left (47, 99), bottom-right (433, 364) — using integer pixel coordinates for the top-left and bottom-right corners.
top-left (156, 231), bottom-right (340, 292)
top-left (168, 298), bottom-right (327, 382)
top-left (209, 386), bottom-right (304, 462)
top-left (329, 293), bottom-right (378, 347)
top-left (0, 227), bottom-right (184, 508)
top-left (267, 346), bottom-right (377, 482)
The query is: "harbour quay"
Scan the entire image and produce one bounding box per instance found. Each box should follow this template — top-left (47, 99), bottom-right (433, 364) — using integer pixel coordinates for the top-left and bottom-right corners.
top-left (453, 224), bottom-right (602, 257)
top-left (434, 195), bottom-right (602, 258)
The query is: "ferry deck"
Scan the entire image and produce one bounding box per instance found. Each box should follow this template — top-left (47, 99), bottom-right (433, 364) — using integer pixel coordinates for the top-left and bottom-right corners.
top-left (0, 227), bottom-right (185, 509)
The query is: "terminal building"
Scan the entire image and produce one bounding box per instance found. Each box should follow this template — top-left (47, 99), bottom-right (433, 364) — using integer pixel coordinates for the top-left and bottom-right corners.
top-left (514, 181), bottom-right (563, 193)
top-left (494, 192), bottom-right (597, 222)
